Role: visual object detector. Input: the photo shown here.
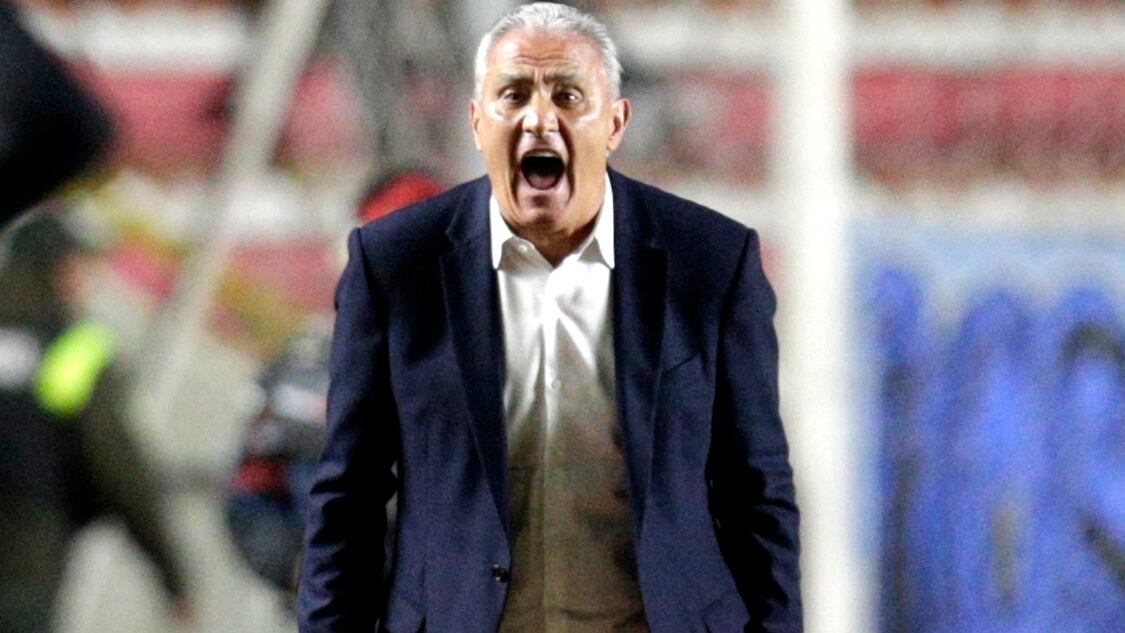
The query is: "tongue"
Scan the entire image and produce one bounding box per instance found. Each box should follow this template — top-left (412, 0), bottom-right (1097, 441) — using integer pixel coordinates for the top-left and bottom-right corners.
top-left (522, 157), bottom-right (563, 190)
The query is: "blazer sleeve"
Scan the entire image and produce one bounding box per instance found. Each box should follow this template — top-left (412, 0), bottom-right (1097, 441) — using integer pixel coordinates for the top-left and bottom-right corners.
top-left (298, 229), bottom-right (400, 633)
top-left (708, 230), bottom-right (803, 633)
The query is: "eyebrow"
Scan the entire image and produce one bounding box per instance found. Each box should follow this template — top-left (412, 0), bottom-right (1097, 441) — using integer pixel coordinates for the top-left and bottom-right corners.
top-left (496, 71), bottom-right (584, 86)
top-left (546, 72), bottom-right (582, 85)
top-left (497, 73), bottom-right (530, 86)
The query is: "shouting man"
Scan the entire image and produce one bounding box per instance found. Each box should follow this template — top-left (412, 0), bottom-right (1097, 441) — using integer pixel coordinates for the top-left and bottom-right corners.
top-left (298, 4), bottom-right (801, 633)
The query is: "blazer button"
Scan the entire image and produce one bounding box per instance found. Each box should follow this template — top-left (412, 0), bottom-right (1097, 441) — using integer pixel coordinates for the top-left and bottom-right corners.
top-left (490, 564), bottom-right (511, 583)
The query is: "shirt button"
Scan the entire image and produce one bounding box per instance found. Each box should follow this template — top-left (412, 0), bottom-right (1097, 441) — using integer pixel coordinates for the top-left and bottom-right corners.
top-left (549, 379), bottom-right (562, 391)
top-left (490, 565), bottom-right (511, 583)
top-left (517, 243), bottom-right (529, 254)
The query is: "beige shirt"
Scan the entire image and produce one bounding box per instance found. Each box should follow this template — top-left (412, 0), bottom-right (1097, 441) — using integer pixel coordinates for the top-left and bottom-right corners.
top-left (491, 176), bottom-right (648, 633)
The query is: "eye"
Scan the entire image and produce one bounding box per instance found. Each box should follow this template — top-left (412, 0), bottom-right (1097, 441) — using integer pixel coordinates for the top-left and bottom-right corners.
top-left (554, 89), bottom-right (582, 106)
top-left (500, 88), bottom-right (527, 104)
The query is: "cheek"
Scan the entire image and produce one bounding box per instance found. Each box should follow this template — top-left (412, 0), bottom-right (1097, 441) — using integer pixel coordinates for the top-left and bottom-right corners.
top-left (571, 95), bottom-right (608, 127)
top-left (477, 130), bottom-right (508, 162)
top-left (485, 101), bottom-right (523, 125)
top-left (570, 125), bottom-right (614, 159)
top-left (479, 110), bottom-right (518, 147)
top-left (568, 109), bottom-right (614, 152)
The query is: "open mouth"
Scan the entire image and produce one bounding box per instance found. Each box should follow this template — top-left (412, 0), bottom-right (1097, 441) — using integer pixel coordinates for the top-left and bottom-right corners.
top-left (520, 151), bottom-right (565, 191)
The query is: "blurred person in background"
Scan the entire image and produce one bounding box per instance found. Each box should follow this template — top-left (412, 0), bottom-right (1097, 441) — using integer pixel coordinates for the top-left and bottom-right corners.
top-left (298, 4), bottom-right (800, 633)
top-left (226, 170), bottom-right (445, 609)
top-left (0, 1), bottom-right (112, 227)
top-left (0, 212), bottom-right (194, 632)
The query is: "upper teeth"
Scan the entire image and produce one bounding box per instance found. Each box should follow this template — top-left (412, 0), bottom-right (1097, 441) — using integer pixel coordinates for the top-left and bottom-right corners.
top-left (526, 150), bottom-right (558, 159)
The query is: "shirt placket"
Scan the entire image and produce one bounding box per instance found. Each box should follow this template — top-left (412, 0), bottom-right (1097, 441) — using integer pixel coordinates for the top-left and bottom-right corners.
top-left (541, 260), bottom-right (567, 623)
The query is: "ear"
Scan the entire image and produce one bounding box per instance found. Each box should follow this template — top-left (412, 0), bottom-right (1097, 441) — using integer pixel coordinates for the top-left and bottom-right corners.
top-left (469, 99), bottom-right (483, 151)
top-left (606, 98), bottom-right (631, 153)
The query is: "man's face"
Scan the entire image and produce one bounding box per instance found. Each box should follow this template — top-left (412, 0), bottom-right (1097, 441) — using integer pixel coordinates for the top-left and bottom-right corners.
top-left (470, 28), bottom-right (629, 254)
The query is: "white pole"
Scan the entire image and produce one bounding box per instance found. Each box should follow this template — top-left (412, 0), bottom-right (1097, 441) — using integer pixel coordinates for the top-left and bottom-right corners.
top-left (772, 1), bottom-right (873, 633)
top-left (135, 0), bottom-right (333, 440)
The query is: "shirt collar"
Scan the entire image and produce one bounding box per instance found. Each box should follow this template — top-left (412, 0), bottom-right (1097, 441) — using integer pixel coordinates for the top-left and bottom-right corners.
top-left (490, 173), bottom-right (615, 270)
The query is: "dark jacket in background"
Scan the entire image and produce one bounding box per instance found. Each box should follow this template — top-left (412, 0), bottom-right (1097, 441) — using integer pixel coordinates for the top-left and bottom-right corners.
top-left (0, 1), bottom-right (112, 226)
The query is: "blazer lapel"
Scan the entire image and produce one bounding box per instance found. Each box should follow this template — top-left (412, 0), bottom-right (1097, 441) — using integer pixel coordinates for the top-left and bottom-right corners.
top-left (610, 171), bottom-right (667, 530)
top-left (439, 181), bottom-right (510, 532)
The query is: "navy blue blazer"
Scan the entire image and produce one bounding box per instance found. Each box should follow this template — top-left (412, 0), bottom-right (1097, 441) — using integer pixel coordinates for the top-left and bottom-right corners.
top-left (298, 170), bottom-right (802, 633)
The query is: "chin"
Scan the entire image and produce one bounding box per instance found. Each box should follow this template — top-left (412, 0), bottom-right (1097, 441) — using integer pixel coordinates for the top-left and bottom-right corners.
top-left (524, 199), bottom-right (573, 224)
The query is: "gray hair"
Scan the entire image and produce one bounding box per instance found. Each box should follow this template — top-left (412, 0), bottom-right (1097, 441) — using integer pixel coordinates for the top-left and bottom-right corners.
top-left (473, 2), bottom-right (623, 100)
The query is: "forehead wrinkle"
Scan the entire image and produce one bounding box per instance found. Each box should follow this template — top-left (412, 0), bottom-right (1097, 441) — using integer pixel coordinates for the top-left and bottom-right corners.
top-left (505, 54), bottom-right (582, 72)
top-left (493, 40), bottom-right (573, 64)
top-left (491, 32), bottom-right (598, 68)
top-left (492, 68), bottom-right (588, 89)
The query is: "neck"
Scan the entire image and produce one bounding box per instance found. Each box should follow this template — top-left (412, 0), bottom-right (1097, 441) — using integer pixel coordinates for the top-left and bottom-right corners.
top-left (530, 177), bottom-right (607, 266)
top-left (527, 220), bottom-right (596, 267)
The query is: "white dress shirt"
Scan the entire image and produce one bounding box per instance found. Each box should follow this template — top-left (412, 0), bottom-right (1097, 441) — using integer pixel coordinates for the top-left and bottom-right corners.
top-left (491, 176), bottom-right (648, 633)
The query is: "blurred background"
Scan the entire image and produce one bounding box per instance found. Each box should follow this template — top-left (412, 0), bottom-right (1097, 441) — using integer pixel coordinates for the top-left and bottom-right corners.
top-left (1, 0), bottom-right (1123, 632)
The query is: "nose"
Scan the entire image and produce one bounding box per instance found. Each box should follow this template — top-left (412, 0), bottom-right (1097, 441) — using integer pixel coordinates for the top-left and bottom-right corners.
top-left (521, 92), bottom-right (558, 138)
